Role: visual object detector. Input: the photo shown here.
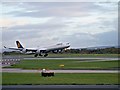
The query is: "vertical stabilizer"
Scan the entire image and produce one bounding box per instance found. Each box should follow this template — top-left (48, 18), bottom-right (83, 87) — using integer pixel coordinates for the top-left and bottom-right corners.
top-left (16, 41), bottom-right (24, 48)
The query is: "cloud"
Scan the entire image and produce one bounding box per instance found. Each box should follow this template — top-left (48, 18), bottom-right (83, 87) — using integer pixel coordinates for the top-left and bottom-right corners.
top-left (7, 21), bottom-right (67, 31)
top-left (94, 30), bottom-right (118, 46)
top-left (0, 18), bottom-right (30, 27)
top-left (2, 2), bottom-right (104, 17)
top-left (2, 27), bottom-right (118, 48)
top-left (3, 2), bottom-right (117, 18)
top-left (0, 17), bottom-right (53, 28)
top-left (59, 33), bottom-right (97, 48)
top-left (60, 30), bottom-right (118, 48)
top-left (2, 2), bottom-right (118, 48)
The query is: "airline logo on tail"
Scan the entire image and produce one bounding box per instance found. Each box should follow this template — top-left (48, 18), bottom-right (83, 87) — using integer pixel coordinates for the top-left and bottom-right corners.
top-left (16, 41), bottom-right (24, 48)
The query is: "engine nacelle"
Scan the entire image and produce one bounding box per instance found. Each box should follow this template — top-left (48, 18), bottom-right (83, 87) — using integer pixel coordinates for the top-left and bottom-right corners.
top-left (52, 49), bottom-right (62, 53)
top-left (36, 49), bottom-right (40, 54)
top-left (21, 49), bottom-right (27, 53)
top-left (36, 49), bottom-right (46, 55)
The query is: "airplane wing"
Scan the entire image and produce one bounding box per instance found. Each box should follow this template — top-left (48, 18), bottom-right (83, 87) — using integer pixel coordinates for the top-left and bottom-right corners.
top-left (25, 48), bottom-right (37, 52)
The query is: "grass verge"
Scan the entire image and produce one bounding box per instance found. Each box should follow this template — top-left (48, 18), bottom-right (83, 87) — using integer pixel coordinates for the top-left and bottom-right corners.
top-left (2, 73), bottom-right (119, 85)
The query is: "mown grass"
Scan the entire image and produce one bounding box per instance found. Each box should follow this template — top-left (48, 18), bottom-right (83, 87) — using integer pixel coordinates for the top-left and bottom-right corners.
top-left (2, 73), bottom-right (119, 85)
top-left (4, 60), bottom-right (119, 70)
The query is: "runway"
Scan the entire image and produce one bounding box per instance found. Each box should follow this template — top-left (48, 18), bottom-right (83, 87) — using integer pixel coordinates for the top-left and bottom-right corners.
top-left (2, 55), bottom-right (119, 61)
top-left (23, 57), bottom-right (119, 63)
top-left (2, 68), bottom-right (119, 73)
top-left (24, 57), bottom-right (119, 60)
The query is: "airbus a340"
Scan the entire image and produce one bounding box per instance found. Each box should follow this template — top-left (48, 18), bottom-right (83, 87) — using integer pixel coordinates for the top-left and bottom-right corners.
top-left (4, 41), bottom-right (70, 57)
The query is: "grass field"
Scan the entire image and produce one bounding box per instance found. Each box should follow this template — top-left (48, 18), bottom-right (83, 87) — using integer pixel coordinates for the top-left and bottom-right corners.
top-left (4, 59), bottom-right (119, 70)
top-left (2, 54), bottom-right (119, 85)
top-left (2, 73), bottom-right (119, 85)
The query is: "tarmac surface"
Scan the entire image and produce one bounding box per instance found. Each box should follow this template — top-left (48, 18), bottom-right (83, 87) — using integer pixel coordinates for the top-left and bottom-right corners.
top-left (24, 57), bottom-right (119, 60)
top-left (2, 68), bottom-right (119, 73)
top-left (2, 55), bottom-right (119, 60)
top-left (24, 57), bottom-right (119, 63)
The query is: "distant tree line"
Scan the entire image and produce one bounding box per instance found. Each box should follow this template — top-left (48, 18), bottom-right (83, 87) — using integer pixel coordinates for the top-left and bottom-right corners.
top-left (64, 47), bottom-right (120, 54)
top-left (2, 47), bottom-right (120, 55)
top-left (2, 51), bottom-right (22, 55)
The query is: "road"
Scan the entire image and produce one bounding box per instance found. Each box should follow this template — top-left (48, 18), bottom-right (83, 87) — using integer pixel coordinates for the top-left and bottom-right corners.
top-left (2, 68), bottom-right (119, 73)
top-left (24, 57), bottom-right (119, 60)
top-left (23, 57), bottom-right (119, 63)
top-left (2, 55), bottom-right (119, 60)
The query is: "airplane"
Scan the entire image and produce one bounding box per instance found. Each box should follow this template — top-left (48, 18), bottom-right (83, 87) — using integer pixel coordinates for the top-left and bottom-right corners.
top-left (4, 41), bottom-right (70, 57)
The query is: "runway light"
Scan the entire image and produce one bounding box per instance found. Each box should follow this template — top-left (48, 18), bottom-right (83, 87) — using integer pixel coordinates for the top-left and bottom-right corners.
top-left (59, 64), bottom-right (64, 69)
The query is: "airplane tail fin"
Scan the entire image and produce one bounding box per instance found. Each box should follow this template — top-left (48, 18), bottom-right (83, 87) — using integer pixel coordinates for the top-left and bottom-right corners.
top-left (4, 46), bottom-right (7, 48)
top-left (16, 41), bottom-right (24, 48)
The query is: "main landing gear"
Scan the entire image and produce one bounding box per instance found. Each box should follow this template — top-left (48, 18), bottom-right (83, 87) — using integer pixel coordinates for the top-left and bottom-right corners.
top-left (34, 53), bottom-right (48, 57)
top-left (44, 53), bottom-right (48, 57)
top-left (34, 54), bottom-right (38, 57)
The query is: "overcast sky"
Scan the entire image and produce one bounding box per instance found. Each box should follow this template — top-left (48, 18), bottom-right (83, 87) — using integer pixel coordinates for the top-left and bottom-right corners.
top-left (1, 2), bottom-right (118, 48)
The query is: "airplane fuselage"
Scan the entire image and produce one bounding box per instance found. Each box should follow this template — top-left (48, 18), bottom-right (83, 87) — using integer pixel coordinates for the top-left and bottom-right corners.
top-left (4, 41), bottom-right (70, 57)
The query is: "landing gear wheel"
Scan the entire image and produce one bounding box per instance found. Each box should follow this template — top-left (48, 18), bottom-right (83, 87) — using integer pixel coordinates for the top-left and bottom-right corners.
top-left (44, 53), bottom-right (48, 57)
top-left (34, 54), bottom-right (38, 57)
top-left (39, 54), bottom-right (43, 56)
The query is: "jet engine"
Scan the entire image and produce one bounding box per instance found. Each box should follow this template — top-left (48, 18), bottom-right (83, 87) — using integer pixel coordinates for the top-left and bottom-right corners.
top-left (21, 49), bottom-right (27, 53)
top-left (36, 49), bottom-right (40, 54)
top-left (52, 49), bottom-right (62, 53)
